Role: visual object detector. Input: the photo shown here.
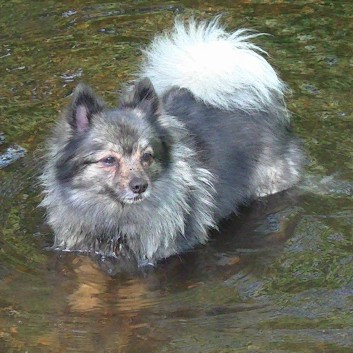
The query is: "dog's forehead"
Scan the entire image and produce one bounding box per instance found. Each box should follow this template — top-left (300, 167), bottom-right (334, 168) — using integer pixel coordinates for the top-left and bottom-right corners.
top-left (107, 109), bottom-right (150, 132)
top-left (93, 109), bottom-right (153, 153)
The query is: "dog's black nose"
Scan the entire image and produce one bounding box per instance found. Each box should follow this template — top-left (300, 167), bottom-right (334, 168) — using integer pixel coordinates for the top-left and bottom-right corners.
top-left (129, 177), bottom-right (148, 194)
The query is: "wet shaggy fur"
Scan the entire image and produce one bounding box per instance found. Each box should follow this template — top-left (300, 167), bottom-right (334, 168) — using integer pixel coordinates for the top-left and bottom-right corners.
top-left (40, 19), bottom-right (303, 266)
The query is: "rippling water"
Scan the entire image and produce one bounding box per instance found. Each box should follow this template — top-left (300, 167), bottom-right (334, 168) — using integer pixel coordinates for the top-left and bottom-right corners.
top-left (0, 1), bottom-right (352, 352)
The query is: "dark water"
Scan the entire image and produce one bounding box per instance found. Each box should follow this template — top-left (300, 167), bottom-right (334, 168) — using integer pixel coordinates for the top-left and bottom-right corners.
top-left (1, 1), bottom-right (353, 352)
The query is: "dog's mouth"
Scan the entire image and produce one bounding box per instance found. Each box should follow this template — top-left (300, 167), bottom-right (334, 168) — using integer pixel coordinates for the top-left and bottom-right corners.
top-left (105, 187), bottom-right (149, 205)
top-left (120, 194), bottom-right (144, 204)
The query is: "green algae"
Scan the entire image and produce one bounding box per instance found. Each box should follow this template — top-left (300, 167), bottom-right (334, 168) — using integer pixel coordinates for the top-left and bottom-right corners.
top-left (0, 1), bottom-right (353, 352)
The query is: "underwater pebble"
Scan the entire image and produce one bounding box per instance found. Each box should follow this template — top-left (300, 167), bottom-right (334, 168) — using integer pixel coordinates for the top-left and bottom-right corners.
top-left (266, 214), bottom-right (281, 232)
top-left (324, 55), bottom-right (339, 67)
top-left (0, 144), bottom-right (26, 169)
top-left (60, 68), bottom-right (83, 83)
top-left (62, 10), bottom-right (77, 18)
top-left (301, 83), bottom-right (320, 95)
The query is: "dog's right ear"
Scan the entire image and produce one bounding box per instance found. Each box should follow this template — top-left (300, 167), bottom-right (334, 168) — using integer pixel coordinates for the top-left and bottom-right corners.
top-left (66, 84), bottom-right (105, 132)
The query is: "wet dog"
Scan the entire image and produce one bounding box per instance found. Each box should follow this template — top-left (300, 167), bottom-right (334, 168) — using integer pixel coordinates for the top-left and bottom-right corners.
top-left (40, 19), bottom-right (303, 266)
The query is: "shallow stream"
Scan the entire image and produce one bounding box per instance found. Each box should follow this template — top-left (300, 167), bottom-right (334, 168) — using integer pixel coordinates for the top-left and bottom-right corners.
top-left (0, 1), bottom-right (352, 352)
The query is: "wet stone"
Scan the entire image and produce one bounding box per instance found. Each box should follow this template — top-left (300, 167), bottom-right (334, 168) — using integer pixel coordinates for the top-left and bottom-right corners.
top-left (0, 132), bottom-right (5, 145)
top-left (0, 144), bottom-right (27, 169)
top-left (324, 55), bottom-right (339, 67)
top-left (301, 83), bottom-right (320, 95)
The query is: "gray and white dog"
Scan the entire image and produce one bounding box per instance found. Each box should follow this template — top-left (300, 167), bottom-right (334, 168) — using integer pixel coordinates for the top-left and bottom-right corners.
top-left (40, 19), bottom-right (303, 266)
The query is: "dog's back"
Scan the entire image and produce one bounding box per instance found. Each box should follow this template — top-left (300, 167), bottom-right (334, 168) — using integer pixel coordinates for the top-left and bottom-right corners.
top-left (162, 87), bottom-right (303, 220)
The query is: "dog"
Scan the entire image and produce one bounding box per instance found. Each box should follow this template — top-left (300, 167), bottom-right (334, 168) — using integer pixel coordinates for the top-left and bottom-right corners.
top-left (40, 18), bottom-right (303, 267)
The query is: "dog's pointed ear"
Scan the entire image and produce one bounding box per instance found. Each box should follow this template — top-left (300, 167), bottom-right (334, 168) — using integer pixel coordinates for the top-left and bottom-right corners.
top-left (66, 84), bottom-right (105, 132)
top-left (121, 78), bottom-right (160, 116)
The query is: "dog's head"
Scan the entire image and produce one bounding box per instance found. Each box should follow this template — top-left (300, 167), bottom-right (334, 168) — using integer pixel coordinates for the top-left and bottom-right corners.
top-left (54, 78), bottom-right (172, 205)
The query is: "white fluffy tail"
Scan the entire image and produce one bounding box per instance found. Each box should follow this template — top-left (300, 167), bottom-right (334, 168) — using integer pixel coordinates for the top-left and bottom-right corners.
top-left (140, 18), bottom-right (287, 113)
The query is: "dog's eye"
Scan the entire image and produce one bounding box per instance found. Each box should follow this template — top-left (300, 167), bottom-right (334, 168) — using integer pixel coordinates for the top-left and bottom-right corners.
top-left (101, 156), bottom-right (117, 166)
top-left (141, 152), bottom-right (153, 163)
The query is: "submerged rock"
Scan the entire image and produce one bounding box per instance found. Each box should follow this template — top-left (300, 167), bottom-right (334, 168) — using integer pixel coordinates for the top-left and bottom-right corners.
top-left (0, 144), bottom-right (27, 169)
top-left (0, 132), bottom-right (5, 145)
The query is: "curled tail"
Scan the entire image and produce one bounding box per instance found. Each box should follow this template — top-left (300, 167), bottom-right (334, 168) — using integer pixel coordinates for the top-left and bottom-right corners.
top-left (140, 18), bottom-right (287, 114)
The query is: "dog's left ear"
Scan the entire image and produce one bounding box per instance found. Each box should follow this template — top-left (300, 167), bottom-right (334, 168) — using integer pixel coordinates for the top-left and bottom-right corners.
top-left (121, 78), bottom-right (160, 116)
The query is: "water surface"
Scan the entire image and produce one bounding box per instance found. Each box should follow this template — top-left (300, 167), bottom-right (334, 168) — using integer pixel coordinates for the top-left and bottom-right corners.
top-left (1, 1), bottom-right (352, 352)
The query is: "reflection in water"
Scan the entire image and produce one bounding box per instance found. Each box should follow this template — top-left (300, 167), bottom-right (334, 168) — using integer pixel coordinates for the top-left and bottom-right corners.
top-left (0, 0), bottom-right (353, 352)
top-left (68, 258), bottom-right (109, 313)
top-left (44, 257), bottom-right (155, 352)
